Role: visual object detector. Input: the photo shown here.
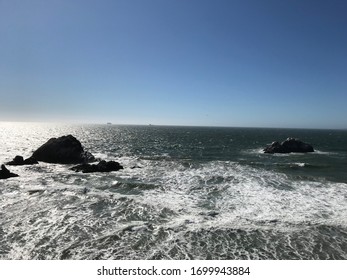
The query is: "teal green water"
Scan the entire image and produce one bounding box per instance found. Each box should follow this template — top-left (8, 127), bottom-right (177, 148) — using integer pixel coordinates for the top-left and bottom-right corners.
top-left (1, 123), bottom-right (347, 259)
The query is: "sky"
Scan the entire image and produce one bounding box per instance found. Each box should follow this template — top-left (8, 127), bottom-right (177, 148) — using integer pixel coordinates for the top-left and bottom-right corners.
top-left (0, 0), bottom-right (346, 128)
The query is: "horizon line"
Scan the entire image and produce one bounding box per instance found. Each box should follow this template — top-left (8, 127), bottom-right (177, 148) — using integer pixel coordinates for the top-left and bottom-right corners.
top-left (0, 120), bottom-right (346, 131)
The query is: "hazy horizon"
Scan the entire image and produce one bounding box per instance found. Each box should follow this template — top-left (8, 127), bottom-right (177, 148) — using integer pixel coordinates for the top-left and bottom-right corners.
top-left (1, 120), bottom-right (346, 131)
top-left (1, 0), bottom-right (346, 129)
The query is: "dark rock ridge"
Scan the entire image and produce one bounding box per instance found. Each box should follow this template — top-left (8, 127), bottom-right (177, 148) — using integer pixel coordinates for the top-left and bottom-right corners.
top-left (7, 155), bottom-right (38, 165)
top-left (0, 164), bottom-right (19, 180)
top-left (70, 160), bottom-right (123, 173)
top-left (32, 135), bottom-right (95, 164)
top-left (263, 138), bottom-right (314, 154)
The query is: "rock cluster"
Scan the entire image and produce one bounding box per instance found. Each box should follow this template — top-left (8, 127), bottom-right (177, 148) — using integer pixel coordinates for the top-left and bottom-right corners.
top-left (1, 135), bottom-right (123, 179)
top-left (263, 138), bottom-right (314, 154)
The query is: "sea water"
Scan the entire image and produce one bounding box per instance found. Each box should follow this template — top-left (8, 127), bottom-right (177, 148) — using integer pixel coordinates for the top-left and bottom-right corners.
top-left (0, 123), bottom-right (346, 259)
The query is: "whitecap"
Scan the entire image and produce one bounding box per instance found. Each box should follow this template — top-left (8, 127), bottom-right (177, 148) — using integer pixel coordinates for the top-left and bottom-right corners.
top-left (314, 150), bottom-right (338, 155)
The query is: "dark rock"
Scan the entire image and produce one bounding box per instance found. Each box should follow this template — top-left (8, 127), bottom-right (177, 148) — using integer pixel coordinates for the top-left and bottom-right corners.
top-left (264, 138), bottom-right (314, 154)
top-left (0, 164), bottom-right (19, 180)
top-left (207, 211), bottom-right (219, 217)
top-left (7, 155), bottom-right (24, 165)
top-left (32, 135), bottom-right (95, 164)
top-left (70, 160), bottom-right (123, 173)
top-left (24, 157), bottom-right (39, 165)
top-left (7, 155), bottom-right (38, 165)
top-left (28, 189), bottom-right (45, 195)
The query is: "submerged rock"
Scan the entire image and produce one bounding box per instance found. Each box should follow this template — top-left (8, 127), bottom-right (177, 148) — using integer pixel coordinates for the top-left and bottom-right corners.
top-left (0, 164), bottom-right (19, 180)
top-left (70, 160), bottom-right (123, 173)
top-left (32, 135), bottom-right (95, 164)
top-left (7, 155), bottom-right (38, 165)
top-left (28, 189), bottom-right (45, 195)
top-left (264, 138), bottom-right (314, 154)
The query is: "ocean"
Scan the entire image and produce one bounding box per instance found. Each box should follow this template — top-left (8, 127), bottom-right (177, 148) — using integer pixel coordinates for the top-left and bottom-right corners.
top-left (1, 122), bottom-right (347, 259)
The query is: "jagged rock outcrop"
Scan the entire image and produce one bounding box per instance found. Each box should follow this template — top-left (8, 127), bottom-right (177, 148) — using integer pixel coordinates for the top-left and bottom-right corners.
top-left (32, 135), bottom-right (95, 164)
top-left (7, 155), bottom-right (38, 165)
top-left (0, 164), bottom-right (19, 180)
top-left (70, 160), bottom-right (123, 173)
top-left (264, 138), bottom-right (314, 154)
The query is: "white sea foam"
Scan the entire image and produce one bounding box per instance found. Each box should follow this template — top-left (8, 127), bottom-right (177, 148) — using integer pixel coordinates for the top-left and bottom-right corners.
top-left (314, 150), bottom-right (338, 155)
top-left (114, 158), bottom-right (347, 232)
top-left (293, 162), bottom-right (307, 167)
top-left (93, 152), bottom-right (109, 160)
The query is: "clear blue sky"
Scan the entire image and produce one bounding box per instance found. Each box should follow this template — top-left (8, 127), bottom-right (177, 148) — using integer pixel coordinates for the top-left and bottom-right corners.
top-left (1, 0), bottom-right (346, 128)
